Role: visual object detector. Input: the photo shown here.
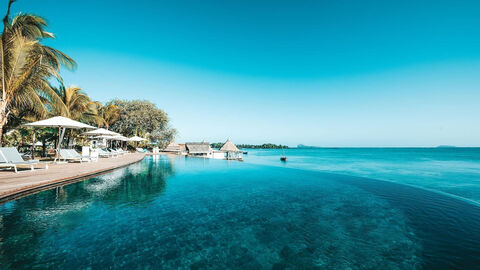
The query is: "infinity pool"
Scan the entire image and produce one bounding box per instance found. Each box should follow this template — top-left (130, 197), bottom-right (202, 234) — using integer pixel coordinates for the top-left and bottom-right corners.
top-left (0, 155), bottom-right (479, 269)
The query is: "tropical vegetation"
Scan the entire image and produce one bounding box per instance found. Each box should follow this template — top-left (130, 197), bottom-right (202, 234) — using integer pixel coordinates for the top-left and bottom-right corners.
top-left (210, 142), bottom-right (288, 149)
top-left (0, 0), bottom-right (175, 152)
top-left (107, 99), bottom-right (176, 148)
top-left (0, 0), bottom-right (76, 142)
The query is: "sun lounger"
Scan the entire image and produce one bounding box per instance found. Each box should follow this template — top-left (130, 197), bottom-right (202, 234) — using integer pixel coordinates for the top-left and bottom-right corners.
top-left (106, 149), bottom-right (120, 157)
top-left (59, 149), bottom-right (92, 163)
top-left (98, 148), bottom-right (116, 158)
top-left (110, 148), bottom-right (126, 156)
top-left (0, 147), bottom-right (49, 173)
top-left (119, 149), bottom-right (129, 154)
top-left (108, 148), bottom-right (120, 156)
top-left (69, 149), bottom-right (93, 162)
top-left (113, 148), bottom-right (128, 155)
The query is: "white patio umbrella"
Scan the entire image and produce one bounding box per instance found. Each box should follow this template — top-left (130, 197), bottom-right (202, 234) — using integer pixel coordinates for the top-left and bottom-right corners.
top-left (84, 129), bottom-right (118, 149)
top-left (83, 128), bottom-right (119, 136)
top-left (24, 116), bottom-right (95, 161)
top-left (93, 135), bottom-right (116, 139)
top-left (26, 141), bottom-right (44, 147)
top-left (92, 135), bottom-right (116, 148)
top-left (128, 136), bottom-right (146, 142)
top-left (93, 135), bottom-right (127, 148)
top-left (128, 135), bottom-right (146, 148)
top-left (112, 135), bottom-right (128, 149)
top-left (113, 135), bottom-right (128, 141)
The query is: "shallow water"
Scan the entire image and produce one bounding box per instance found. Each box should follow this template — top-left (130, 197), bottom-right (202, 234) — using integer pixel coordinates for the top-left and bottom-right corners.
top-left (0, 155), bottom-right (479, 269)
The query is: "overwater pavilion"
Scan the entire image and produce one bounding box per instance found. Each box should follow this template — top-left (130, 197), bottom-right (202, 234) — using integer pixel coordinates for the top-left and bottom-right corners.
top-left (218, 139), bottom-right (243, 160)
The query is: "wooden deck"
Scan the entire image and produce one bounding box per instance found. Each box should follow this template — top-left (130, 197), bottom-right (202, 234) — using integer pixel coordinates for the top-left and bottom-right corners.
top-left (0, 153), bottom-right (146, 203)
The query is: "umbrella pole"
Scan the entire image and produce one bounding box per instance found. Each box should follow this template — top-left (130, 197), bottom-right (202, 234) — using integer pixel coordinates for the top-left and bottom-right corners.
top-left (55, 127), bottom-right (60, 162)
top-left (55, 127), bottom-right (66, 162)
top-left (31, 129), bottom-right (35, 160)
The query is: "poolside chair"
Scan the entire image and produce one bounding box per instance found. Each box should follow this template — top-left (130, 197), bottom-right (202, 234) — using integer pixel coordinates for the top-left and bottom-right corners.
top-left (116, 148), bottom-right (128, 154)
top-left (106, 148), bottom-right (120, 157)
top-left (0, 149), bottom-right (18, 172)
top-left (97, 148), bottom-right (110, 158)
top-left (113, 148), bottom-right (125, 155)
top-left (98, 148), bottom-right (116, 158)
top-left (110, 148), bottom-right (126, 156)
top-left (59, 149), bottom-right (91, 163)
top-left (119, 148), bottom-right (129, 154)
top-left (69, 149), bottom-right (93, 162)
top-left (0, 147), bottom-right (49, 173)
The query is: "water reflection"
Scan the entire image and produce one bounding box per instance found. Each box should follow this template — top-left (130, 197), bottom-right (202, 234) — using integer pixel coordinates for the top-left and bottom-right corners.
top-left (99, 157), bottom-right (174, 206)
top-left (84, 168), bottom-right (127, 194)
top-left (0, 156), bottom-right (174, 269)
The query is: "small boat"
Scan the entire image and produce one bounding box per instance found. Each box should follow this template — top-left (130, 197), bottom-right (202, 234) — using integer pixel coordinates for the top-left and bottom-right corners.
top-left (280, 148), bottom-right (287, 162)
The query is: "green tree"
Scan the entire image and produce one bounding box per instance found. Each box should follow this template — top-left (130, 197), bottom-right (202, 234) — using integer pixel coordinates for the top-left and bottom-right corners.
top-left (108, 99), bottom-right (169, 137)
top-left (148, 127), bottom-right (177, 148)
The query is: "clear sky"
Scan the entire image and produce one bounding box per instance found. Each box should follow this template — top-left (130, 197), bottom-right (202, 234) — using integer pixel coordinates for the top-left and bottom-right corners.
top-left (11, 0), bottom-right (480, 146)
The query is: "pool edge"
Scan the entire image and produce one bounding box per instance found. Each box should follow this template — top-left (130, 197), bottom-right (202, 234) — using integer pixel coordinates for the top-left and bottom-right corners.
top-left (0, 154), bottom-right (148, 204)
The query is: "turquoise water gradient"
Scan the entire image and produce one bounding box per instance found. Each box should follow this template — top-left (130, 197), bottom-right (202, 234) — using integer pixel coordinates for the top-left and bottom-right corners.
top-left (0, 151), bottom-right (480, 269)
top-left (244, 148), bottom-right (480, 203)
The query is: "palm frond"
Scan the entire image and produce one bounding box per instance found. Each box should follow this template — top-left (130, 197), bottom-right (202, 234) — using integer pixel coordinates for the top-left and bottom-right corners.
top-left (42, 46), bottom-right (76, 70)
top-left (0, 4), bottom-right (77, 141)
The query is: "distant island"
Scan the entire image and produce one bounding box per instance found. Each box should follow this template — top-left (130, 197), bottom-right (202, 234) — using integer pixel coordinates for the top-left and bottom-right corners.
top-left (436, 145), bottom-right (457, 148)
top-left (297, 144), bottom-right (321, 149)
top-left (211, 143), bottom-right (288, 149)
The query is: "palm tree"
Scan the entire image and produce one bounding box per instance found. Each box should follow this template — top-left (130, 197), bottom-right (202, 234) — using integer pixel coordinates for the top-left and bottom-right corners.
top-left (54, 85), bottom-right (98, 122)
top-left (0, 0), bottom-right (76, 145)
top-left (53, 84), bottom-right (101, 147)
top-left (98, 104), bottom-right (120, 129)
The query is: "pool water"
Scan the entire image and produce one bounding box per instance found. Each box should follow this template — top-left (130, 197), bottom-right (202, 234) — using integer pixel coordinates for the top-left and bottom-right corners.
top-left (0, 155), bottom-right (479, 269)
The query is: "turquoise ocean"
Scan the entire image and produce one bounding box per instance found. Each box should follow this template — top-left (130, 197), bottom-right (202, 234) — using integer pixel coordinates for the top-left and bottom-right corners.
top-left (244, 148), bottom-right (480, 203)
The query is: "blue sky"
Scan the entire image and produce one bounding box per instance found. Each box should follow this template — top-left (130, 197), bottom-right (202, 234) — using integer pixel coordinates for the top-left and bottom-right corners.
top-left (12, 0), bottom-right (480, 146)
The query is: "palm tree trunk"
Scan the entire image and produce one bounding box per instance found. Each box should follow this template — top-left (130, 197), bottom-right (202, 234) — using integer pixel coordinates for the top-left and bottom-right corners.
top-left (0, 0), bottom-right (15, 147)
top-left (31, 130), bottom-right (35, 159)
top-left (42, 139), bottom-right (46, 157)
top-left (0, 124), bottom-right (3, 146)
top-left (66, 131), bottom-right (70, 148)
top-left (0, 109), bottom-right (7, 146)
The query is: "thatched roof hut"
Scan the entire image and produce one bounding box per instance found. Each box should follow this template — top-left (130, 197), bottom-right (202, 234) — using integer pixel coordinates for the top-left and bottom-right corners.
top-left (164, 141), bottom-right (181, 152)
top-left (220, 139), bottom-right (240, 152)
top-left (186, 142), bottom-right (212, 154)
top-left (178, 143), bottom-right (186, 152)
